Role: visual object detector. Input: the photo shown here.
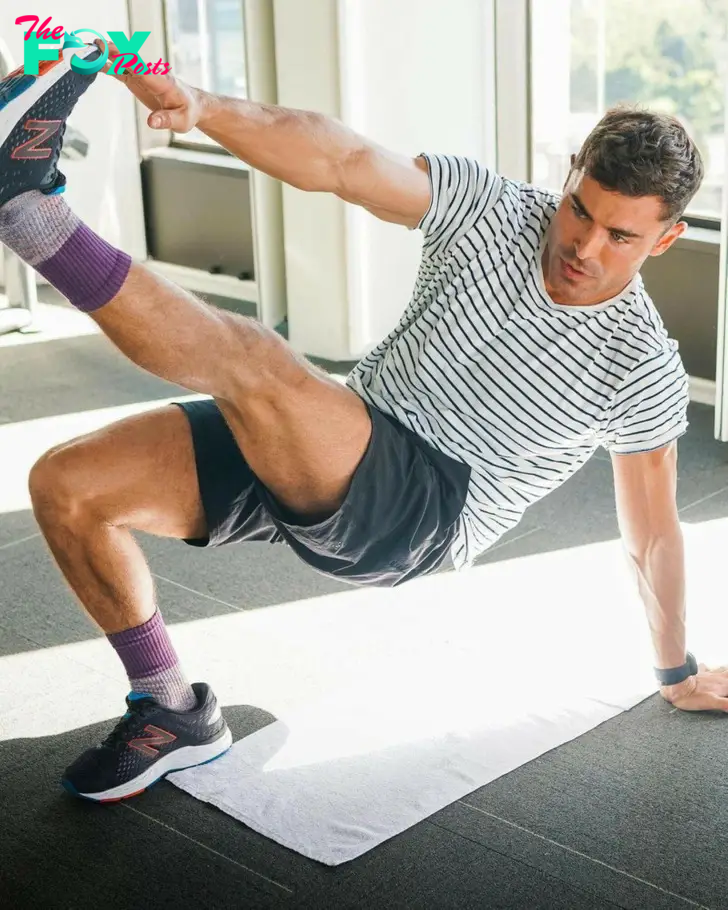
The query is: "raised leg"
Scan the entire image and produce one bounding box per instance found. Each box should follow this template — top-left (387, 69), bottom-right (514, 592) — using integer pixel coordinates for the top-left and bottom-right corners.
top-left (1, 190), bottom-right (372, 519)
top-left (89, 262), bottom-right (373, 519)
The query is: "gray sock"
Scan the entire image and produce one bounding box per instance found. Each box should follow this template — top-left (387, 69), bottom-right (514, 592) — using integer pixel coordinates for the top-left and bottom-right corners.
top-left (0, 190), bottom-right (132, 312)
top-left (107, 611), bottom-right (197, 712)
top-left (129, 666), bottom-right (198, 712)
top-left (0, 191), bottom-right (80, 266)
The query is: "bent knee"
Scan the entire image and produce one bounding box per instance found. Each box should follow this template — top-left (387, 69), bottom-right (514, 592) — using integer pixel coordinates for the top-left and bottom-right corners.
top-left (28, 442), bottom-right (97, 521)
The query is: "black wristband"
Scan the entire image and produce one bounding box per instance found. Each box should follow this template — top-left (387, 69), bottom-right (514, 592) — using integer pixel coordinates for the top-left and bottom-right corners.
top-left (654, 651), bottom-right (698, 686)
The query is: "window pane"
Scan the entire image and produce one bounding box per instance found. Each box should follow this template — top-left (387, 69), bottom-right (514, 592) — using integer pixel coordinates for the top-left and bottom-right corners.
top-left (531, 0), bottom-right (728, 219)
top-left (164, 0), bottom-right (247, 146)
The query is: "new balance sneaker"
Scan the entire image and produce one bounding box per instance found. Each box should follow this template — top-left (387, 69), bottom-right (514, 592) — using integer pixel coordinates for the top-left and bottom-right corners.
top-left (0, 44), bottom-right (101, 208)
top-left (62, 683), bottom-right (233, 802)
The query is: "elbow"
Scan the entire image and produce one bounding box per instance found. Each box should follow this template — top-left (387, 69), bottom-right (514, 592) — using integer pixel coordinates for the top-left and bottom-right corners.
top-left (329, 145), bottom-right (370, 201)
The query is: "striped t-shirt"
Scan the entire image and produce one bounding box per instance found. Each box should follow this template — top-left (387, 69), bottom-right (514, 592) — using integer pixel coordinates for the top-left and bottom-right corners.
top-left (346, 154), bottom-right (689, 569)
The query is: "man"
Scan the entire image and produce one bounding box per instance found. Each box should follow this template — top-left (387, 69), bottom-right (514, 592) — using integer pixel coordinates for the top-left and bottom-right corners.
top-left (1, 42), bottom-right (726, 803)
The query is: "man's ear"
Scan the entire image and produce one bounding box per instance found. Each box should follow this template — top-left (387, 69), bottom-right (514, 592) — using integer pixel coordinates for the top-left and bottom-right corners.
top-left (650, 220), bottom-right (687, 257)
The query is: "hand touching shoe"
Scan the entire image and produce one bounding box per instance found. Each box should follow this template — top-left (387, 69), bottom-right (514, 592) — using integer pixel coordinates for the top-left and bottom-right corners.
top-left (98, 39), bottom-right (204, 134)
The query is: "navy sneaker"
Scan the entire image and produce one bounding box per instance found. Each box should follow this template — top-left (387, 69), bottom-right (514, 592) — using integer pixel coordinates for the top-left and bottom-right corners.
top-left (0, 44), bottom-right (101, 208)
top-left (62, 683), bottom-right (233, 802)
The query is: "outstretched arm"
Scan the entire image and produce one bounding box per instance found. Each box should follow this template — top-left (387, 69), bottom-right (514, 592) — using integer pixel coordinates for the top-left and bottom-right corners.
top-left (197, 95), bottom-right (431, 226)
top-left (105, 43), bottom-right (431, 227)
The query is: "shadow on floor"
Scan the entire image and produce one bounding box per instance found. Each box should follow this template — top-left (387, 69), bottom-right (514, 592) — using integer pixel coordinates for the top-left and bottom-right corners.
top-left (1, 703), bottom-right (291, 910)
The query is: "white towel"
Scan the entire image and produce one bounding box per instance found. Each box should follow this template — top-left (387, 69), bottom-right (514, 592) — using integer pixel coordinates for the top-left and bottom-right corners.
top-left (169, 525), bottom-right (728, 865)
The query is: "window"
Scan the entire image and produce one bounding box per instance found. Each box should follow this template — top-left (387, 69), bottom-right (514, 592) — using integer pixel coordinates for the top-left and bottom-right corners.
top-left (530, 0), bottom-right (728, 220)
top-left (164, 0), bottom-right (248, 147)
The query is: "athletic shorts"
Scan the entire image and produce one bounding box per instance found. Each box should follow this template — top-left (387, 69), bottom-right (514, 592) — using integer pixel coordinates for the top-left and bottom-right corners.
top-left (175, 398), bottom-right (471, 587)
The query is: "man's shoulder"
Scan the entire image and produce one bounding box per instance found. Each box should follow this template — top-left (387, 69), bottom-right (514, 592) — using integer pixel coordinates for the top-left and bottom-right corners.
top-left (422, 155), bottom-right (561, 208)
top-left (500, 176), bottom-right (561, 215)
top-left (610, 280), bottom-right (686, 374)
top-left (522, 179), bottom-right (562, 206)
top-left (620, 277), bottom-right (669, 338)
top-left (461, 174), bottom-right (556, 248)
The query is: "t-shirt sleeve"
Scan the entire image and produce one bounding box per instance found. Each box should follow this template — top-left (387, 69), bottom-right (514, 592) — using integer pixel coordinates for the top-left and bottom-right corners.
top-left (416, 153), bottom-right (503, 255)
top-left (601, 346), bottom-right (689, 455)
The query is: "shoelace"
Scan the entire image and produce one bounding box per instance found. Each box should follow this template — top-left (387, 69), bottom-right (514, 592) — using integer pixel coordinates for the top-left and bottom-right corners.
top-left (100, 699), bottom-right (157, 752)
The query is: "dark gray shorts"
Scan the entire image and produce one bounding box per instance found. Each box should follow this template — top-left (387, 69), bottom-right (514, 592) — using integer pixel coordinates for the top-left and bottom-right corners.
top-left (175, 398), bottom-right (470, 587)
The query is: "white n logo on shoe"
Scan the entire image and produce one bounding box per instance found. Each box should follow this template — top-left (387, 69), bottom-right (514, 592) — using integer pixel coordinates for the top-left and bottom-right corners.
top-left (12, 119), bottom-right (62, 160)
top-left (129, 725), bottom-right (177, 757)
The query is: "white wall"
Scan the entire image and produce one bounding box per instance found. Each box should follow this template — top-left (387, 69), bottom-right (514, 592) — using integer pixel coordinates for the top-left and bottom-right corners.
top-left (272, 0), bottom-right (349, 358)
top-left (274, 0), bottom-right (496, 360)
top-left (530, 0), bottom-right (571, 187)
top-left (340, 0), bottom-right (496, 353)
top-left (0, 0), bottom-right (147, 286)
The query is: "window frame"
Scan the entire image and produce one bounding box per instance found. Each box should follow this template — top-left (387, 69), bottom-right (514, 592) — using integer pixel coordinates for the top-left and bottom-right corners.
top-left (128, 0), bottom-right (247, 157)
top-left (523, 0), bottom-right (723, 230)
top-left (166, 0), bottom-right (248, 152)
top-left (494, 0), bottom-right (531, 183)
top-left (685, 213), bottom-right (721, 232)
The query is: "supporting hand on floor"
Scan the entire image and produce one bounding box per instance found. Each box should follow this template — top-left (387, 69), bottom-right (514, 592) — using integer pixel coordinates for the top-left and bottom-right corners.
top-left (660, 662), bottom-right (728, 712)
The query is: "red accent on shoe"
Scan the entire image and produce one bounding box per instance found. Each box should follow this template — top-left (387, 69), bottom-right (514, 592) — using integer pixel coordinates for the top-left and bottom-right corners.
top-left (128, 725), bottom-right (177, 758)
top-left (11, 119), bottom-right (63, 160)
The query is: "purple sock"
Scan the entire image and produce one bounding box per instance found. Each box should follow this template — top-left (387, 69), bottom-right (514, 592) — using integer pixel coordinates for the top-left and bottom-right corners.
top-left (107, 610), bottom-right (197, 712)
top-left (0, 190), bottom-right (131, 313)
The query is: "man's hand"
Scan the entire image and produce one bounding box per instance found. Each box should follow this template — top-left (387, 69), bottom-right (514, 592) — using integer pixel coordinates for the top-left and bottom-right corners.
top-left (97, 40), bottom-right (204, 133)
top-left (661, 662), bottom-right (728, 712)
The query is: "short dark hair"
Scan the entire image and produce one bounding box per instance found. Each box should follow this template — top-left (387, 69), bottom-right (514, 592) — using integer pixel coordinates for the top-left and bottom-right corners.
top-left (572, 105), bottom-right (705, 223)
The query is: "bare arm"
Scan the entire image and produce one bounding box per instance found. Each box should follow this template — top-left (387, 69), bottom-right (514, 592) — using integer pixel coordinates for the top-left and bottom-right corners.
top-left (611, 442), bottom-right (687, 670)
top-left (104, 45), bottom-right (431, 228)
top-left (612, 441), bottom-right (728, 713)
top-left (198, 95), bottom-right (431, 227)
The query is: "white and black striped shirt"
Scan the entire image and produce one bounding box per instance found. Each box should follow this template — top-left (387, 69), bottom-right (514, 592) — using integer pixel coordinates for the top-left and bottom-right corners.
top-left (347, 155), bottom-right (689, 569)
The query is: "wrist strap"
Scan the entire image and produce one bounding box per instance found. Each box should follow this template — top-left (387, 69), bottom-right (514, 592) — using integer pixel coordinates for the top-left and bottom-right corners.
top-left (654, 651), bottom-right (698, 686)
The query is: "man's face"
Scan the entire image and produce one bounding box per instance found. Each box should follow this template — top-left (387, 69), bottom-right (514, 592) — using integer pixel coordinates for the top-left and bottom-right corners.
top-left (543, 169), bottom-right (686, 307)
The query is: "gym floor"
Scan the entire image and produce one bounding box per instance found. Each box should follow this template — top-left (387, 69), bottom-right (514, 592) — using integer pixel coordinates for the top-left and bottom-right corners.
top-left (1, 295), bottom-right (727, 910)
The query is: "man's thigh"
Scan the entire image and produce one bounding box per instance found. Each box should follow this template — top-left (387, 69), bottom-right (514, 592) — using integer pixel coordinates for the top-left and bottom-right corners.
top-left (216, 357), bottom-right (372, 520)
top-left (180, 397), bottom-right (470, 587)
top-left (260, 404), bottom-right (471, 587)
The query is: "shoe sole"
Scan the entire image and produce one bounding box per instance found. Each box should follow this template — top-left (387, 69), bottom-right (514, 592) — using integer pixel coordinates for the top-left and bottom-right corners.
top-left (0, 45), bottom-right (98, 149)
top-left (61, 727), bottom-right (234, 803)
